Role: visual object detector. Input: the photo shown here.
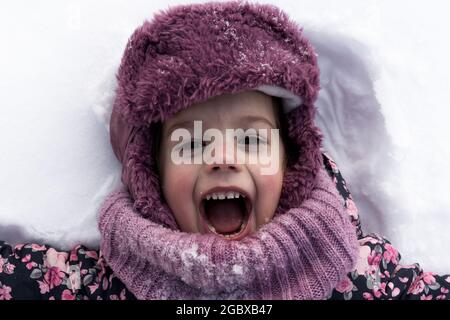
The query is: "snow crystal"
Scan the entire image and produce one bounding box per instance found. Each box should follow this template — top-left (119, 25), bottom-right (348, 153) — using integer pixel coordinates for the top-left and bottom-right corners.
top-left (232, 264), bottom-right (243, 275)
top-left (224, 27), bottom-right (238, 40)
top-left (238, 51), bottom-right (248, 62)
top-left (180, 244), bottom-right (208, 269)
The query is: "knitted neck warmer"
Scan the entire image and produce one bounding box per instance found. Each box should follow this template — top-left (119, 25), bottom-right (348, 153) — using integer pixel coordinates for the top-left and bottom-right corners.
top-left (98, 166), bottom-right (358, 300)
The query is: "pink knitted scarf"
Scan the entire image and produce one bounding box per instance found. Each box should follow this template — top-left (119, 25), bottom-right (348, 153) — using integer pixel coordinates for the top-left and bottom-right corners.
top-left (98, 166), bottom-right (359, 300)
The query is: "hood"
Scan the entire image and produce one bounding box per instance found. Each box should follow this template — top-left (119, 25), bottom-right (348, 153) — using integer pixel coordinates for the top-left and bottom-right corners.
top-left (109, 0), bottom-right (323, 228)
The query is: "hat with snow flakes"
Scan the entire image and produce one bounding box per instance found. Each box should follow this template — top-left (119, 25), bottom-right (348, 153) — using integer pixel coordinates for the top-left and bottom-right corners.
top-left (109, 0), bottom-right (323, 226)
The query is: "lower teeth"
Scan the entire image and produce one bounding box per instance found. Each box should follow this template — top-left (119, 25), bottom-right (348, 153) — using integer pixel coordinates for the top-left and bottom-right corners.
top-left (208, 221), bottom-right (245, 237)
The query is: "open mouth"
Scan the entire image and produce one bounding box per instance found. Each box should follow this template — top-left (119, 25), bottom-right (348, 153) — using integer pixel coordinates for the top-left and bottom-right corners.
top-left (199, 188), bottom-right (252, 240)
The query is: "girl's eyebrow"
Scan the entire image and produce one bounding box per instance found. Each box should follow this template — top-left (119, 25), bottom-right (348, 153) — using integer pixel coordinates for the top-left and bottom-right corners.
top-left (166, 120), bottom-right (195, 135)
top-left (240, 115), bottom-right (276, 129)
top-left (166, 115), bottom-right (276, 135)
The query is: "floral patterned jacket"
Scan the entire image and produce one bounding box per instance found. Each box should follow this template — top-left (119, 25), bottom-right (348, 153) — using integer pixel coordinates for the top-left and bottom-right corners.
top-left (1, 152), bottom-right (449, 300)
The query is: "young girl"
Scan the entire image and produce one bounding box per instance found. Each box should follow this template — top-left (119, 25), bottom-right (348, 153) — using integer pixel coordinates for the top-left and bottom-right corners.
top-left (1, 0), bottom-right (449, 300)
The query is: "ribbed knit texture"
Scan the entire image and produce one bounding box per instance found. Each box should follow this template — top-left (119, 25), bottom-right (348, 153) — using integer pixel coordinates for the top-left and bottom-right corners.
top-left (98, 166), bottom-right (359, 300)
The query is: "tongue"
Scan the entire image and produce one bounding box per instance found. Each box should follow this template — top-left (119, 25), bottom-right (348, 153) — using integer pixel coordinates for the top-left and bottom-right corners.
top-left (204, 199), bottom-right (245, 234)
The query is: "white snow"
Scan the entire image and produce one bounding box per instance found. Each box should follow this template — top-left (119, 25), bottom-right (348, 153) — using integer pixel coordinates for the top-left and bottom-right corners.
top-left (1, 0), bottom-right (450, 274)
top-left (232, 264), bottom-right (243, 275)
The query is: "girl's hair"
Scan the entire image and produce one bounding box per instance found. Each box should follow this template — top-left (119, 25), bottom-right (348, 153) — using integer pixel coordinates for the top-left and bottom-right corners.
top-left (272, 96), bottom-right (297, 171)
top-left (152, 96), bottom-right (297, 174)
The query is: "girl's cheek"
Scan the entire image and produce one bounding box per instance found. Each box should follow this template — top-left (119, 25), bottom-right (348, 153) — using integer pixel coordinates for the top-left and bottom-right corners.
top-left (250, 166), bottom-right (284, 228)
top-left (163, 163), bottom-right (196, 197)
top-left (161, 163), bottom-right (199, 232)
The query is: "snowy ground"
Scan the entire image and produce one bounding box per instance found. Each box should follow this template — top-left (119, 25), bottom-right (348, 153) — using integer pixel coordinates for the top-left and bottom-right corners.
top-left (1, 0), bottom-right (449, 274)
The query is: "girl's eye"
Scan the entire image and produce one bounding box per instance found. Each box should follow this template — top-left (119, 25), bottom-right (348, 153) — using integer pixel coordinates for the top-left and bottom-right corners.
top-left (238, 135), bottom-right (267, 148)
top-left (185, 139), bottom-right (204, 150)
top-left (238, 136), bottom-right (267, 152)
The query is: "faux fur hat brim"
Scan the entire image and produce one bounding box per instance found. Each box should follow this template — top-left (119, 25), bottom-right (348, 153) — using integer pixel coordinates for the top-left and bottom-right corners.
top-left (109, 0), bottom-right (323, 227)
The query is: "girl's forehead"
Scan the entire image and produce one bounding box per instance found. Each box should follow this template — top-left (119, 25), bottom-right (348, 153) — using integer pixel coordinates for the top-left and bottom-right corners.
top-left (164, 91), bottom-right (277, 129)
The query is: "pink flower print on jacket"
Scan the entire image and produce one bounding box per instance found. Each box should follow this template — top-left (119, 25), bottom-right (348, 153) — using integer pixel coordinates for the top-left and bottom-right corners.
top-left (35, 248), bottom-right (70, 294)
top-left (21, 254), bottom-right (38, 270)
top-left (30, 244), bottom-right (46, 252)
top-left (335, 276), bottom-right (356, 299)
top-left (44, 267), bottom-right (65, 290)
top-left (61, 289), bottom-right (76, 300)
top-left (44, 248), bottom-right (69, 272)
top-left (0, 257), bottom-right (15, 275)
top-left (0, 283), bottom-right (12, 300)
top-left (383, 243), bottom-right (399, 265)
top-left (407, 272), bottom-right (439, 296)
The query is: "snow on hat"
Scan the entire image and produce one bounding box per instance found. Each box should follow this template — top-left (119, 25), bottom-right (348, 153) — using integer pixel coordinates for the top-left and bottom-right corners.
top-left (109, 0), bottom-right (323, 226)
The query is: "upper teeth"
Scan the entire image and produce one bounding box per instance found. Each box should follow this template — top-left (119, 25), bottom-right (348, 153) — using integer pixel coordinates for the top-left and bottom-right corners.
top-left (205, 191), bottom-right (245, 200)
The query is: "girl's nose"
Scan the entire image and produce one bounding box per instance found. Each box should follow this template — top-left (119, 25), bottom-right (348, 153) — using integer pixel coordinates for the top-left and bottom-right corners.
top-left (209, 162), bottom-right (240, 172)
top-left (204, 140), bottom-right (243, 173)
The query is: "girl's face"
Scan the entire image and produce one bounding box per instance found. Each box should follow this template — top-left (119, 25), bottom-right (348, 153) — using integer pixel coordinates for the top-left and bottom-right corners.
top-left (158, 90), bottom-right (286, 240)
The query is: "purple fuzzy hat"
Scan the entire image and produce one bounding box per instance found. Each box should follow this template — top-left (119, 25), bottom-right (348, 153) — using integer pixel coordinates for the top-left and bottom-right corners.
top-left (109, 0), bottom-right (323, 228)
